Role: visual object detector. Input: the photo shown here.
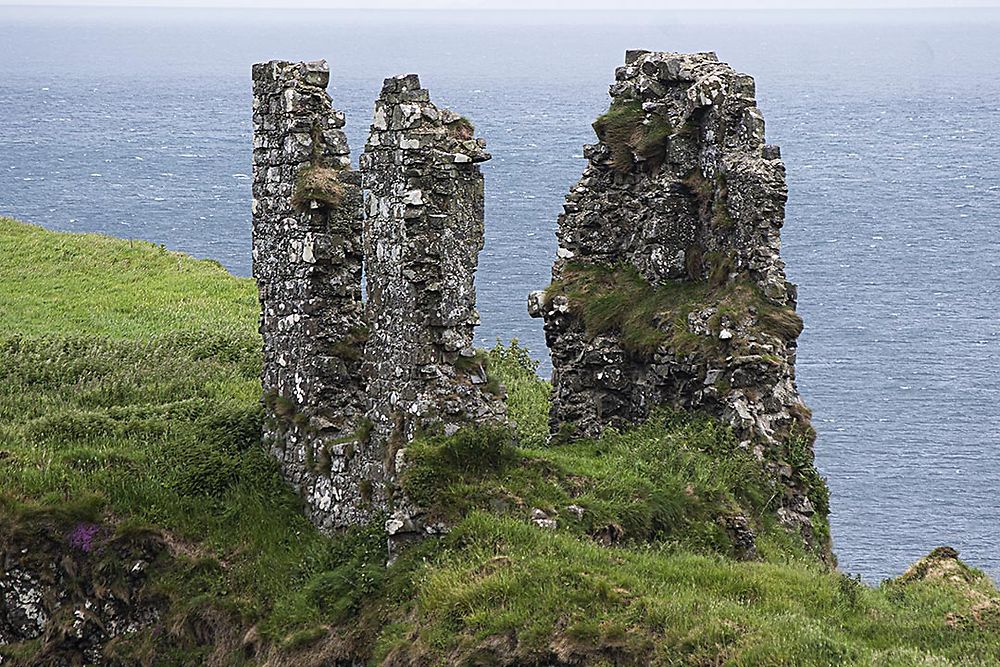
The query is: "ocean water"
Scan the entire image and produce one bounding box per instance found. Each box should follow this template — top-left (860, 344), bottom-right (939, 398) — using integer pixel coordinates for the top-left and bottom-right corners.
top-left (1, 6), bottom-right (998, 583)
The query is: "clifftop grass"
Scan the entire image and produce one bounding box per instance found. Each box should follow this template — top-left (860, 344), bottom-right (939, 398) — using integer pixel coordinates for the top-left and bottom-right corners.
top-left (0, 218), bottom-right (258, 339)
top-left (3, 217), bottom-right (1000, 666)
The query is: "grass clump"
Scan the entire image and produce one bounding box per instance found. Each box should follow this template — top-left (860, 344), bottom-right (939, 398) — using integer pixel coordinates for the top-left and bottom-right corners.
top-left (291, 164), bottom-right (346, 212)
top-left (402, 407), bottom-right (788, 559)
top-left (487, 339), bottom-right (550, 445)
top-left (592, 99), bottom-right (673, 173)
top-left (377, 512), bottom-right (1000, 666)
top-left (683, 168), bottom-right (737, 231)
top-left (548, 262), bottom-right (709, 356)
top-left (446, 115), bottom-right (476, 140)
top-left (712, 173), bottom-right (736, 229)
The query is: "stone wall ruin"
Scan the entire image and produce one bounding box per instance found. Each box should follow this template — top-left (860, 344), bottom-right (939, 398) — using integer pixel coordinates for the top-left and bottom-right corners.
top-left (252, 61), bottom-right (503, 539)
top-left (530, 50), bottom-right (829, 556)
top-left (252, 53), bottom-right (827, 558)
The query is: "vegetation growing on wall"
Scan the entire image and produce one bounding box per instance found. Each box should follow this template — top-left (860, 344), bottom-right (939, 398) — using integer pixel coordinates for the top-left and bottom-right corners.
top-left (592, 99), bottom-right (673, 173)
top-left (291, 164), bottom-right (346, 212)
top-left (545, 261), bottom-right (803, 358)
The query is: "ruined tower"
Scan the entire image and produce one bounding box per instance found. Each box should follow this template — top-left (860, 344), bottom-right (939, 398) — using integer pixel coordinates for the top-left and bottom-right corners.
top-left (361, 74), bottom-right (505, 537)
top-left (252, 62), bottom-right (503, 538)
top-left (252, 60), bottom-right (370, 531)
top-left (531, 51), bottom-right (829, 554)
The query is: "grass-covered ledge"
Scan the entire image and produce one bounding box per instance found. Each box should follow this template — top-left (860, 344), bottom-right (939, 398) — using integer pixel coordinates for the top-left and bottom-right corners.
top-left (545, 261), bottom-right (803, 358)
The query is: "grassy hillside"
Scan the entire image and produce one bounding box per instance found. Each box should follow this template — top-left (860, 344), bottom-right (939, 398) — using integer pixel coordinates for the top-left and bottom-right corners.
top-left (2, 217), bottom-right (1000, 666)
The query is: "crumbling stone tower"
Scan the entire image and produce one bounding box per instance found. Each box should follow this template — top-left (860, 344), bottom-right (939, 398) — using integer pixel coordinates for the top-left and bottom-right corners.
top-left (252, 61), bottom-right (503, 538)
top-left (531, 51), bottom-right (830, 556)
top-left (252, 60), bottom-right (369, 531)
top-left (361, 74), bottom-right (505, 537)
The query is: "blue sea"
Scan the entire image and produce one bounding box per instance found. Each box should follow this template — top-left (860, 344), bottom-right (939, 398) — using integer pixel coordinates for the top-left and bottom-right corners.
top-left (1, 6), bottom-right (998, 583)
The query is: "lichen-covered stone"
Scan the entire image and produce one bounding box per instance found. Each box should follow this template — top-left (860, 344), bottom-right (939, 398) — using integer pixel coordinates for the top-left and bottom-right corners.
top-left (252, 60), bottom-right (371, 531)
top-left (361, 74), bottom-right (505, 542)
top-left (532, 51), bottom-right (828, 556)
top-left (253, 64), bottom-right (503, 541)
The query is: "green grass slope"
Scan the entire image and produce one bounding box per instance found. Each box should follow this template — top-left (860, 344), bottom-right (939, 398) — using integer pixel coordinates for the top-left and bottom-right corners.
top-left (2, 217), bottom-right (1000, 666)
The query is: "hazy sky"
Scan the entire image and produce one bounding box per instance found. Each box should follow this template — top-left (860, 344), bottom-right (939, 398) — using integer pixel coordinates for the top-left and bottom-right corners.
top-left (2, 0), bottom-right (998, 8)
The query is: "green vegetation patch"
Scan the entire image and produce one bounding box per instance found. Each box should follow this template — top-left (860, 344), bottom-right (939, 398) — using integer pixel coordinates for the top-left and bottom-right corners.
top-left (3, 219), bottom-right (1000, 665)
top-left (546, 261), bottom-right (803, 358)
top-left (376, 512), bottom-right (1000, 666)
top-left (0, 218), bottom-right (258, 339)
top-left (592, 99), bottom-right (673, 173)
top-left (401, 409), bottom-right (796, 561)
top-left (446, 115), bottom-right (476, 140)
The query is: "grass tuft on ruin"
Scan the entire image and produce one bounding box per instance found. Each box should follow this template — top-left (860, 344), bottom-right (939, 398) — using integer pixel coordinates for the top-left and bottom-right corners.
top-left (291, 164), bottom-right (346, 211)
top-left (546, 261), bottom-right (803, 358)
top-left (592, 99), bottom-right (673, 173)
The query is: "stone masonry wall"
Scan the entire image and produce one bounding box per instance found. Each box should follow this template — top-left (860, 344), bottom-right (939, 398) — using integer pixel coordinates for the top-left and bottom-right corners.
top-left (531, 51), bottom-right (829, 556)
top-left (361, 74), bottom-right (506, 539)
top-left (253, 63), bottom-right (503, 540)
top-left (252, 60), bottom-right (372, 532)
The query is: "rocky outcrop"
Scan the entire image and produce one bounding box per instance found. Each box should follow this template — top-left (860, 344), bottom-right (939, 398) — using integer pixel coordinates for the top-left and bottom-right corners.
top-left (0, 515), bottom-right (166, 665)
top-left (530, 50), bottom-right (829, 556)
top-left (252, 63), bottom-right (503, 541)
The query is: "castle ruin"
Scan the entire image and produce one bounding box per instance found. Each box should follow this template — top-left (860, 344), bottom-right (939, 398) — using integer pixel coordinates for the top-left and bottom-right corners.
top-left (252, 61), bottom-right (503, 541)
top-left (252, 53), bottom-right (827, 556)
top-left (530, 50), bottom-right (824, 552)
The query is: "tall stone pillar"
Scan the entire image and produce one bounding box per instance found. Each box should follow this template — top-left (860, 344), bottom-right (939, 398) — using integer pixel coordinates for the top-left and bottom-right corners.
top-left (361, 74), bottom-right (506, 538)
top-left (251, 60), bottom-right (373, 531)
top-left (531, 51), bottom-right (829, 558)
top-left (253, 64), bottom-right (503, 540)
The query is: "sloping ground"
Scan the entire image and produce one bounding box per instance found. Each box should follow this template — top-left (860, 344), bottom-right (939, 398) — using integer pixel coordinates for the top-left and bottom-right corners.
top-left (2, 217), bottom-right (1000, 666)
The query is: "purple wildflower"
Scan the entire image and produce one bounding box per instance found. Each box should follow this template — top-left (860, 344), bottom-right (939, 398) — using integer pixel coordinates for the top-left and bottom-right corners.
top-left (67, 522), bottom-right (102, 553)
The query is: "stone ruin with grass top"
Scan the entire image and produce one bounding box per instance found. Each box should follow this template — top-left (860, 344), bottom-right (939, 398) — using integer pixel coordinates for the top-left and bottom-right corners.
top-left (251, 52), bottom-right (829, 558)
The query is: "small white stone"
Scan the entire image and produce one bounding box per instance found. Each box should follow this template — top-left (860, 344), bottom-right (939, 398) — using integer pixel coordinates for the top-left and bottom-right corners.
top-left (372, 106), bottom-right (388, 130)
